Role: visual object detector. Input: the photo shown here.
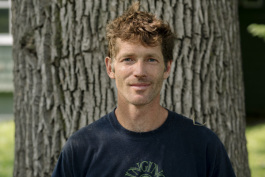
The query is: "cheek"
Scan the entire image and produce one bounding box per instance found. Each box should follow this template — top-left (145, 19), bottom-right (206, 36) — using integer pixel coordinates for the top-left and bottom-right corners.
top-left (116, 65), bottom-right (133, 77)
top-left (153, 67), bottom-right (167, 78)
top-left (114, 71), bottom-right (127, 86)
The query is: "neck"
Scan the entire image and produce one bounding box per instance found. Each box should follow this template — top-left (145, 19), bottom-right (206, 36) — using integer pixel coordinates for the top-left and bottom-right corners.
top-left (115, 101), bottom-right (168, 133)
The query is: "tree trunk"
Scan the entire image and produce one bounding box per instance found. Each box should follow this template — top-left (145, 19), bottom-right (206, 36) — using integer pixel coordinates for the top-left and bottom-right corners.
top-left (12, 0), bottom-right (250, 176)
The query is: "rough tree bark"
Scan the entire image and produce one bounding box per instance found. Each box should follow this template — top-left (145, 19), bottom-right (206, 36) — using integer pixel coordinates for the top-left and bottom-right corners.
top-left (12, 0), bottom-right (250, 176)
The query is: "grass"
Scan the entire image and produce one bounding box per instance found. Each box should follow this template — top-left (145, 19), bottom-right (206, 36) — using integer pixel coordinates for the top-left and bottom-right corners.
top-left (0, 120), bottom-right (265, 176)
top-left (0, 121), bottom-right (14, 177)
top-left (246, 122), bottom-right (265, 177)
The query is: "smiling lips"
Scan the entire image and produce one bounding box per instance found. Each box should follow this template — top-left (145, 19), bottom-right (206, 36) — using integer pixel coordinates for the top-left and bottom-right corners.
top-left (129, 83), bottom-right (151, 90)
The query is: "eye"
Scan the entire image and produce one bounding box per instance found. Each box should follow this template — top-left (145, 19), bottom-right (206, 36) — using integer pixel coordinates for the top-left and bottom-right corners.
top-left (122, 58), bottom-right (134, 62)
top-left (124, 58), bottom-right (132, 61)
top-left (147, 58), bottom-right (158, 62)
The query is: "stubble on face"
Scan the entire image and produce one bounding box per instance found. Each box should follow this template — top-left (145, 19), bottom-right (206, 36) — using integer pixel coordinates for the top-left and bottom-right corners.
top-left (111, 39), bottom-right (169, 107)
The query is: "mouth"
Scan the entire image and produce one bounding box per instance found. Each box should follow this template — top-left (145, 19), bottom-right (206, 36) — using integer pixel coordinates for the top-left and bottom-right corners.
top-left (129, 83), bottom-right (151, 90)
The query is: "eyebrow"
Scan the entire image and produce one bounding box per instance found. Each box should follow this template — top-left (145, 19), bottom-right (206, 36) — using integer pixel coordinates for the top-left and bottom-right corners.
top-left (117, 53), bottom-right (161, 59)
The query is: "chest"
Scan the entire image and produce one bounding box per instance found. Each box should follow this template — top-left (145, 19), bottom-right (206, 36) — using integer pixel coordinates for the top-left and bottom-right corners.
top-left (78, 138), bottom-right (207, 177)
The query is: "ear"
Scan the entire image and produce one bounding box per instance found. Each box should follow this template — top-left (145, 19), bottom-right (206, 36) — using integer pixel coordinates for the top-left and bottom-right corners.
top-left (105, 57), bottom-right (115, 79)
top-left (163, 60), bottom-right (172, 79)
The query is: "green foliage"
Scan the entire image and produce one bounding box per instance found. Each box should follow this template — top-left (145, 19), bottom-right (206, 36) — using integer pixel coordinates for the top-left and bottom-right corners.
top-left (0, 121), bottom-right (14, 177)
top-left (246, 122), bottom-right (265, 177)
top-left (248, 24), bottom-right (265, 41)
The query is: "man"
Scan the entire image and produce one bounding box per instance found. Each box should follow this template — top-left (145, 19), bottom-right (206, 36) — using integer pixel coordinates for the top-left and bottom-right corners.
top-left (52, 2), bottom-right (236, 177)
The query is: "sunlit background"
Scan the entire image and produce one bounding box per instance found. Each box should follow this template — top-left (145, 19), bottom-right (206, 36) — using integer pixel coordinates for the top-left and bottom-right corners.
top-left (0, 0), bottom-right (264, 176)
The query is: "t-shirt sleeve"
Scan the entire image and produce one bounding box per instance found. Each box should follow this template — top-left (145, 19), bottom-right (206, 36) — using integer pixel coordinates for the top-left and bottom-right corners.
top-left (206, 134), bottom-right (236, 177)
top-left (51, 147), bottom-right (74, 177)
top-left (51, 127), bottom-right (93, 177)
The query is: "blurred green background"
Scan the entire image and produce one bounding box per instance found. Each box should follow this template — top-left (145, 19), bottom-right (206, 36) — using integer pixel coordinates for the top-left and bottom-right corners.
top-left (0, 121), bottom-right (14, 177)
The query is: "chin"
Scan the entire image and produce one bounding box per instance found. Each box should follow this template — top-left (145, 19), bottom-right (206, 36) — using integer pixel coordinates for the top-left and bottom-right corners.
top-left (130, 101), bottom-right (150, 106)
top-left (128, 97), bottom-right (155, 106)
top-left (118, 92), bottom-right (160, 106)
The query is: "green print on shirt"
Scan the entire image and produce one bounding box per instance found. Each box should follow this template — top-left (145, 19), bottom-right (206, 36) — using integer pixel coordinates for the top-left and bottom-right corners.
top-left (125, 161), bottom-right (165, 177)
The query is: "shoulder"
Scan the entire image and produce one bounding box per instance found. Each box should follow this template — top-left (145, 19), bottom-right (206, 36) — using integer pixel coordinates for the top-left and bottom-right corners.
top-left (168, 111), bottom-right (221, 144)
top-left (52, 113), bottom-right (115, 176)
top-left (168, 111), bottom-right (236, 176)
top-left (63, 113), bottom-right (113, 151)
top-left (168, 111), bottom-right (230, 161)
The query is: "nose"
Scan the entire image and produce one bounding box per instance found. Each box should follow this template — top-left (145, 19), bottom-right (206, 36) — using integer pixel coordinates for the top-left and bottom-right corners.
top-left (134, 60), bottom-right (147, 78)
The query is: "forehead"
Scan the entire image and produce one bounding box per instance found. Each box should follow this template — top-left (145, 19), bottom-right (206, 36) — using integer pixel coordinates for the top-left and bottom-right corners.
top-left (114, 38), bottom-right (162, 57)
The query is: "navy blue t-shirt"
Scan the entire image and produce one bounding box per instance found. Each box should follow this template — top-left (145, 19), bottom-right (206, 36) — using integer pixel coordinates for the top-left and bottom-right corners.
top-left (52, 109), bottom-right (236, 177)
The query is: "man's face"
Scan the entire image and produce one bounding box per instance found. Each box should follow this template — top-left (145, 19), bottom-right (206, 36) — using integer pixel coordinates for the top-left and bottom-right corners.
top-left (105, 38), bottom-right (172, 106)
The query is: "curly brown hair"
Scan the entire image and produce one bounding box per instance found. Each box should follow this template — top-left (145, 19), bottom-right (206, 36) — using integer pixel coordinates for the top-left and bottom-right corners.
top-left (106, 1), bottom-right (175, 64)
